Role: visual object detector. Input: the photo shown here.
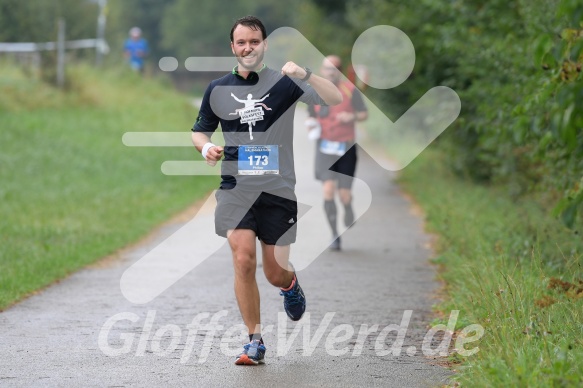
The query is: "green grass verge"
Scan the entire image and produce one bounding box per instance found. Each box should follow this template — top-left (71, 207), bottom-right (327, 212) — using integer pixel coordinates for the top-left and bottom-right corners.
top-left (0, 62), bottom-right (218, 310)
top-left (398, 149), bottom-right (583, 387)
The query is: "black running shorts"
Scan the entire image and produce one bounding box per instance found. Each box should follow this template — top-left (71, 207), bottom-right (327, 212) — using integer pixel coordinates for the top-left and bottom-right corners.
top-left (214, 188), bottom-right (298, 246)
top-left (314, 143), bottom-right (357, 189)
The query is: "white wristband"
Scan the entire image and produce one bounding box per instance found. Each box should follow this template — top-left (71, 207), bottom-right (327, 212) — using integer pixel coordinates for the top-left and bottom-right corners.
top-left (201, 142), bottom-right (216, 160)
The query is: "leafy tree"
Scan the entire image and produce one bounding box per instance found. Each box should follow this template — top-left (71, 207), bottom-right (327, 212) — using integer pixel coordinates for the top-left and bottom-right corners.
top-left (0, 0), bottom-right (98, 42)
top-left (304, 0), bottom-right (582, 227)
top-left (159, 0), bottom-right (296, 60)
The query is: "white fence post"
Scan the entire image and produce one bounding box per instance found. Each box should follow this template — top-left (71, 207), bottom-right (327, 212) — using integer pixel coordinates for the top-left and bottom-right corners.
top-left (96, 0), bottom-right (107, 66)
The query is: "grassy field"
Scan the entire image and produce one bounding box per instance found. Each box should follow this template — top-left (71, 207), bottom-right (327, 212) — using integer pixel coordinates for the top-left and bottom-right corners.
top-left (399, 149), bottom-right (583, 387)
top-left (0, 63), bottom-right (217, 310)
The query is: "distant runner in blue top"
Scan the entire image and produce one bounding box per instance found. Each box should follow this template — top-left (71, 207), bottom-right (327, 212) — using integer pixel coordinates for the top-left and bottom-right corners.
top-left (124, 27), bottom-right (148, 72)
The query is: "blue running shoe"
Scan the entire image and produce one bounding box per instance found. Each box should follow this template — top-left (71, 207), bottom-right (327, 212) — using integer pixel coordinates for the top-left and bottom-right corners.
top-left (280, 275), bottom-right (306, 321)
top-left (235, 340), bottom-right (266, 365)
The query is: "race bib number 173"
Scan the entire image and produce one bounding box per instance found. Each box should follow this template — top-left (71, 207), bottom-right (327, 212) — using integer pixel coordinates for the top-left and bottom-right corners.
top-left (238, 145), bottom-right (279, 175)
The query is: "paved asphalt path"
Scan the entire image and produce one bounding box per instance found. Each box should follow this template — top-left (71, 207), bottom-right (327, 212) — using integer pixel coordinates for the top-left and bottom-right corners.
top-left (0, 108), bottom-right (452, 387)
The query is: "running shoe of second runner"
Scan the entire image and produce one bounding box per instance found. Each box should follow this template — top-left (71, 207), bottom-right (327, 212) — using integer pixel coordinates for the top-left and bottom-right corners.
top-left (329, 234), bottom-right (341, 251)
top-left (235, 339), bottom-right (266, 365)
top-left (280, 274), bottom-right (306, 321)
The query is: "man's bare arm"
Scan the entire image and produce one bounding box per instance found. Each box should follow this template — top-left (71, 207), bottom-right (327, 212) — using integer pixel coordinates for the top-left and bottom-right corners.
top-left (281, 61), bottom-right (342, 106)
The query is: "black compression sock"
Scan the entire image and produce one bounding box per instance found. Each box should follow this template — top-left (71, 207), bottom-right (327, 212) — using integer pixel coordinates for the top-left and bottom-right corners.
top-left (344, 202), bottom-right (354, 226)
top-left (324, 199), bottom-right (338, 235)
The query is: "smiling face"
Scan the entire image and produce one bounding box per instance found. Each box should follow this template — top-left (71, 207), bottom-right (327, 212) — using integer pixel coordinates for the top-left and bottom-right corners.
top-left (231, 24), bottom-right (267, 72)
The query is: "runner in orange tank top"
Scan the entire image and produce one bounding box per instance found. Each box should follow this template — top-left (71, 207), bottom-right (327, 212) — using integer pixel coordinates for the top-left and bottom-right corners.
top-left (307, 55), bottom-right (369, 250)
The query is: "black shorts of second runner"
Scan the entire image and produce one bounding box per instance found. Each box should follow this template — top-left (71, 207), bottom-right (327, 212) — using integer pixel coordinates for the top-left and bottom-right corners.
top-left (314, 143), bottom-right (357, 189)
top-left (214, 188), bottom-right (298, 246)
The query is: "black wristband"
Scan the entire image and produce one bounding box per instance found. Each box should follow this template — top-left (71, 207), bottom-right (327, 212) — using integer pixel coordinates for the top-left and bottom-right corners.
top-left (301, 67), bottom-right (312, 82)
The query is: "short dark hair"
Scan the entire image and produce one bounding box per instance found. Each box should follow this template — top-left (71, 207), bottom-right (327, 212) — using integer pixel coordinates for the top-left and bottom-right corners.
top-left (230, 16), bottom-right (267, 42)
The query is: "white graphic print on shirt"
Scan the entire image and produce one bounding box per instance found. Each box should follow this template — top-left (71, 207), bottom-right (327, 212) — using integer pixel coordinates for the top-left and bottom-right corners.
top-left (229, 92), bottom-right (272, 140)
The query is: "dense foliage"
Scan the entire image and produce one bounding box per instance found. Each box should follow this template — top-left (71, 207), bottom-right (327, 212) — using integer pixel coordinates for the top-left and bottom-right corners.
top-left (0, 0), bottom-right (98, 42)
top-left (415, 0), bottom-right (583, 229)
top-left (301, 0), bottom-right (583, 228)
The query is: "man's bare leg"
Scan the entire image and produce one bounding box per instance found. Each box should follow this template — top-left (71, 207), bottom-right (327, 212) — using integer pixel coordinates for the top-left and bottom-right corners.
top-left (228, 229), bottom-right (261, 336)
top-left (262, 242), bottom-right (306, 322)
top-left (323, 180), bottom-right (341, 249)
top-left (261, 243), bottom-right (294, 288)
